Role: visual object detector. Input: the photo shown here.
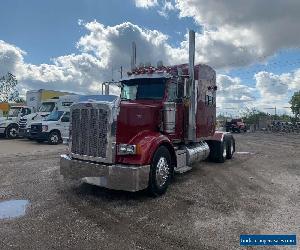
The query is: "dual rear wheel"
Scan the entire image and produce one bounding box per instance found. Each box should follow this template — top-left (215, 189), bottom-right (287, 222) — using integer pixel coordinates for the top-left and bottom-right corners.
top-left (209, 135), bottom-right (235, 163)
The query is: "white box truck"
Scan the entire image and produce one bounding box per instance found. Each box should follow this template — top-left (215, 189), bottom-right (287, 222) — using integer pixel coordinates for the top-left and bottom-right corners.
top-left (19, 89), bottom-right (74, 138)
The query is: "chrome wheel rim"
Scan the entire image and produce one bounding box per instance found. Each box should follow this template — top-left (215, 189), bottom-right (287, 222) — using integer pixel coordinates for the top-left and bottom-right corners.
top-left (9, 128), bottom-right (17, 137)
top-left (156, 157), bottom-right (169, 187)
top-left (51, 134), bottom-right (59, 143)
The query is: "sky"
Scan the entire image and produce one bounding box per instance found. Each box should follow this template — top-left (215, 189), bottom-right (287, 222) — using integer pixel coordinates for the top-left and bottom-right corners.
top-left (1, 0), bottom-right (300, 116)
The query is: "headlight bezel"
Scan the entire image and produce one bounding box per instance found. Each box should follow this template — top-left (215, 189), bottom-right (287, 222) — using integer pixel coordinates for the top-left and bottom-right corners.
top-left (117, 144), bottom-right (137, 155)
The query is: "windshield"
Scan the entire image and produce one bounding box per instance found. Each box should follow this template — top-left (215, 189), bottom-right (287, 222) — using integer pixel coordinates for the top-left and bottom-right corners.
top-left (121, 78), bottom-right (166, 100)
top-left (8, 107), bottom-right (21, 117)
top-left (39, 102), bottom-right (55, 112)
top-left (45, 111), bottom-right (64, 121)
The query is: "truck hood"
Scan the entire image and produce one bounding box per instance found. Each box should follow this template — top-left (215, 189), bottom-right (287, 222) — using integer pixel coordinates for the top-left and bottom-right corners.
top-left (0, 116), bottom-right (17, 123)
top-left (23, 112), bottom-right (50, 121)
top-left (41, 120), bottom-right (60, 126)
top-left (116, 101), bottom-right (162, 144)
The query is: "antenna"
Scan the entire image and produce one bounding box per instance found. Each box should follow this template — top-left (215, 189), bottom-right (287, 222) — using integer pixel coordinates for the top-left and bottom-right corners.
top-left (131, 42), bottom-right (137, 70)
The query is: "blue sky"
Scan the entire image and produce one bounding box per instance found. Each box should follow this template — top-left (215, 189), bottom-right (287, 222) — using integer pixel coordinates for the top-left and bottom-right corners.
top-left (0, 0), bottom-right (299, 115)
top-left (0, 0), bottom-right (198, 64)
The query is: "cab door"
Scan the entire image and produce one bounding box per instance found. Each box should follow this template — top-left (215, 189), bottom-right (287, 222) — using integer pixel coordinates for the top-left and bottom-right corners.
top-left (166, 77), bottom-right (185, 141)
top-left (60, 112), bottom-right (70, 138)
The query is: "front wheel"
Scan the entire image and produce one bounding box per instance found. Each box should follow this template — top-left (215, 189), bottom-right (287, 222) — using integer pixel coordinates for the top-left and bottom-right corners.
top-left (148, 146), bottom-right (172, 196)
top-left (6, 125), bottom-right (19, 139)
top-left (48, 131), bottom-right (61, 145)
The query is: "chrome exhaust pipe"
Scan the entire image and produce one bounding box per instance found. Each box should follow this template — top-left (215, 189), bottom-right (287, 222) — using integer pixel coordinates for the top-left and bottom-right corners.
top-left (188, 30), bottom-right (196, 141)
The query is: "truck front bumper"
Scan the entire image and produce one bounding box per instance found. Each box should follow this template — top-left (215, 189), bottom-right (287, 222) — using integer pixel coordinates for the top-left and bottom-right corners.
top-left (30, 131), bottom-right (49, 140)
top-left (19, 128), bottom-right (30, 138)
top-left (60, 154), bottom-right (150, 192)
top-left (0, 127), bottom-right (6, 135)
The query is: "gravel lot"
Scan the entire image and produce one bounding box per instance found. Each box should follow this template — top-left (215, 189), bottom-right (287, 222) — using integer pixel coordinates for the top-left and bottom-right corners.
top-left (0, 133), bottom-right (299, 250)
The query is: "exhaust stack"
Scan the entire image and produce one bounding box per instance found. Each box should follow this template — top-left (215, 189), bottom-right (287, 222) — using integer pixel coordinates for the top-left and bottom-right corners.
top-left (131, 42), bottom-right (137, 70)
top-left (188, 30), bottom-right (196, 141)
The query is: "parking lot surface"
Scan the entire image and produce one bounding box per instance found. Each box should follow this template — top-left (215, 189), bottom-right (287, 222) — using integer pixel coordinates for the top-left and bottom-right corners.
top-left (0, 133), bottom-right (299, 249)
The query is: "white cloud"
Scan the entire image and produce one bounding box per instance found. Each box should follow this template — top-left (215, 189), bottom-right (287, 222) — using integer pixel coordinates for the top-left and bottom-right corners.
top-left (135, 0), bottom-right (158, 8)
top-left (158, 1), bottom-right (175, 18)
top-left (0, 21), bottom-right (176, 95)
top-left (217, 74), bottom-right (256, 105)
top-left (255, 72), bottom-right (289, 99)
top-left (0, 18), bottom-right (298, 114)
top-left (77, 21), bottom-right (170, 68)
top-left (0, 40), bottom-right (26, 77)
top-left (174, 0), bottom-right (300, 69)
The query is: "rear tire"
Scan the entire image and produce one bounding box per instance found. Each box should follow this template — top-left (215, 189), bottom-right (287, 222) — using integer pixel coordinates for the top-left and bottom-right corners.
top-left (148, 146), bottom-right (172, 196)
top-left (226, 135), bottom-right (235, 159)
top-left (48, 131), bottom-right (61, 145)
top-left (209, 140), bottom-right (227, 163)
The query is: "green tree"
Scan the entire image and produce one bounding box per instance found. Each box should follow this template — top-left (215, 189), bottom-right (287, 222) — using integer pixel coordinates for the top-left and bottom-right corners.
top-left (0, 72), bottom-right (19, 102)
top-left (242, 108), bottom-right (269, 125)
top-left (289, 91), bottom-right (300, 120)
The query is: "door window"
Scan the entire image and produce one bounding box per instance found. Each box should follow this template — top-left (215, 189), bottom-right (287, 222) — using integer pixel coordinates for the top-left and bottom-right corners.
top-left (61, 112), bottom-right (70, 122)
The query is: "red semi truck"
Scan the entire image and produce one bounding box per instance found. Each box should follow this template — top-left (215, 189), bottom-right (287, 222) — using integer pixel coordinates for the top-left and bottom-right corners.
top-left (60, 31), bottom-right (235, 196)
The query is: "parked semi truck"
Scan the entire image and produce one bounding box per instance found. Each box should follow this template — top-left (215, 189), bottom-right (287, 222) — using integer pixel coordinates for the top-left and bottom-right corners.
top-left (225, 118), bottom-right (247, 133)
top-left (60, 30), bottom-right (235, 196)
top-left (0, 104), bottom-right (34, 138)
top-left (19, 89), bottom-right (73, 138)
top-left (29, 95), bottom-right (105, 144)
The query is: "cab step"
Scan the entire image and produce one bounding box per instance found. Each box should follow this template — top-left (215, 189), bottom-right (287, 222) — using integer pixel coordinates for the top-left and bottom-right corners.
top-left (175, 166), bottom-right (192, 174)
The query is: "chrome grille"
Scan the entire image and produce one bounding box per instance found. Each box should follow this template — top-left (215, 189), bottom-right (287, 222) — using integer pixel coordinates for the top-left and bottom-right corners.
top-left (19, 118), bottom-right (27, 129)
top-left (71, 105), bottom-right (110, 160)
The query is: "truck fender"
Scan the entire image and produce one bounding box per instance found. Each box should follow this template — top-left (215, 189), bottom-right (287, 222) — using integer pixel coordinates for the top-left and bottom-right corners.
top-left (207, 131), bottom-right (228, 142)
top-left (120, 130), bottom-right (176, 166)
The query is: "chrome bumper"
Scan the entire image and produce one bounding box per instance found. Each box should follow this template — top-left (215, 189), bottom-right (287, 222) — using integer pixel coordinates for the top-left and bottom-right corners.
top-left (60, 154), bottom-right (150, 192)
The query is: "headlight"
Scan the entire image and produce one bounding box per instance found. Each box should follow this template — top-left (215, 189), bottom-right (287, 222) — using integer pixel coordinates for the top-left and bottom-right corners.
top-left (42, 125), bottom-right (48, 132)
top-left (117, 144), bottom-right (137, 155)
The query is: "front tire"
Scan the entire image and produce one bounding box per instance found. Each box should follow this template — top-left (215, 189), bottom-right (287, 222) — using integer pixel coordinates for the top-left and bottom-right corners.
top-left (148, 146), bottom-right (172, 196)
top-left (6, 125), bottom-right (19, 139)
top-left (48, 131), bottom-right (61, 145)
